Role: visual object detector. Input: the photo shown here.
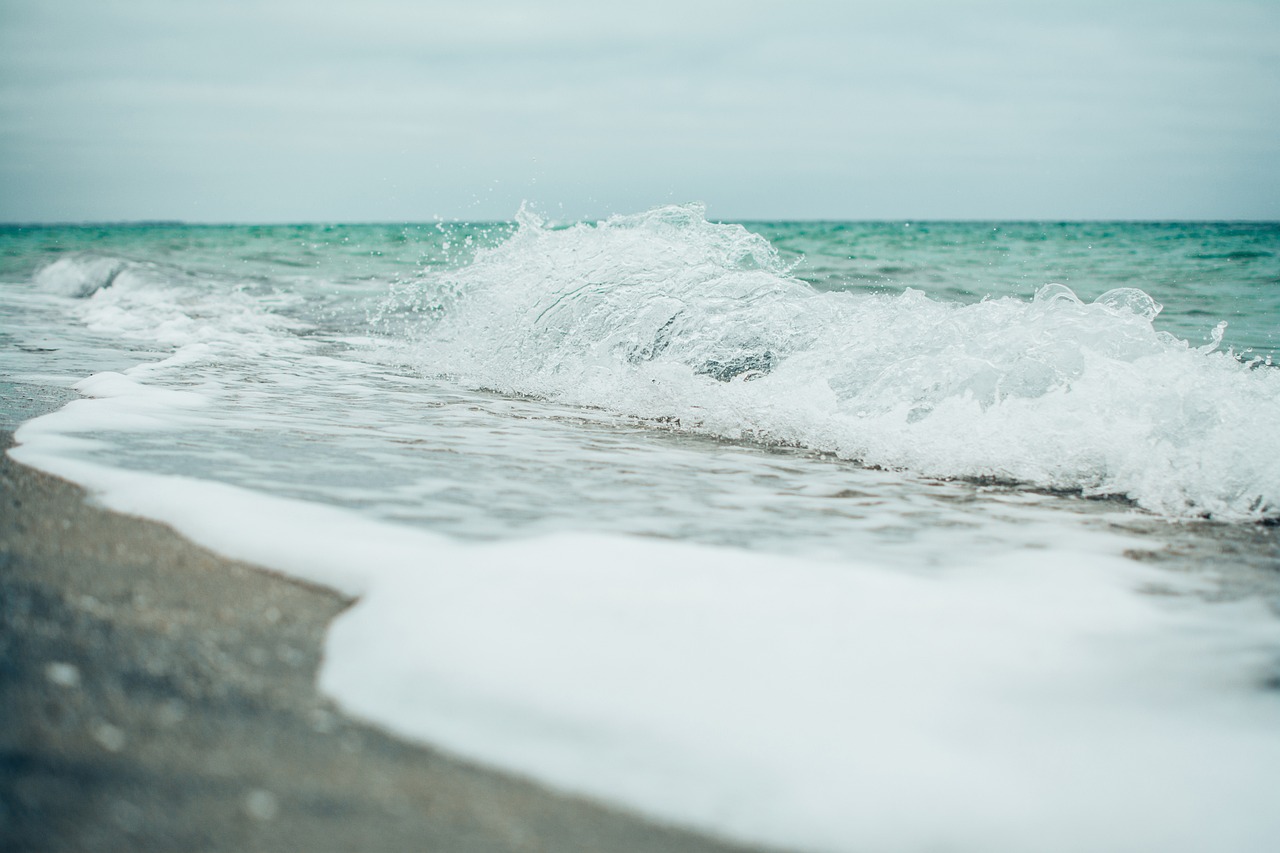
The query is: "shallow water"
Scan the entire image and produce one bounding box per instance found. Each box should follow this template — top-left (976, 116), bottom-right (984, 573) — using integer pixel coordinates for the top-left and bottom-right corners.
top-left (3, 210), bottom-right (1279, 852)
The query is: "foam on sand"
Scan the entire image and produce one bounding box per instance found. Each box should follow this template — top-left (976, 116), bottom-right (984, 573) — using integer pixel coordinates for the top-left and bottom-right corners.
top-left (13, 400), bottom-right (1280, 853)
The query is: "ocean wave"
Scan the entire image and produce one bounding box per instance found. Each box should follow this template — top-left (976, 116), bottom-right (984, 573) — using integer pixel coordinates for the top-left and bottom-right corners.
top-left (400, 204), bottom-right (1280, 520)
top-left (30, 251), bottom-right (312, 352)
top-left (33, 253), bottom-right (129, 298)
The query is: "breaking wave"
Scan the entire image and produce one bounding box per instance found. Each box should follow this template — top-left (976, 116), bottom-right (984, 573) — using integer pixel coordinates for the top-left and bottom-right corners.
top-left (33, 253), bottom-right (129, 298)
top-left (393, 204), bottom-right (1280, 520)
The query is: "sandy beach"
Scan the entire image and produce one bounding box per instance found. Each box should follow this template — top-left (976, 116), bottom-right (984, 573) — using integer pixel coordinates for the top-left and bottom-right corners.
top-left (0, 426), bottom-right (767, 853)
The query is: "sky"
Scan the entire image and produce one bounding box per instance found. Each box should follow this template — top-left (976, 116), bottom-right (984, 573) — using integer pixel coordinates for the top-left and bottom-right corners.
top-left (1, 0), bottom-right (1278, 223)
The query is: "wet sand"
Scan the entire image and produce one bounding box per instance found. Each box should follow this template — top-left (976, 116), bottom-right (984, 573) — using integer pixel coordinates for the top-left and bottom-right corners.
top-left (0, 432), bottom-right (768, 853)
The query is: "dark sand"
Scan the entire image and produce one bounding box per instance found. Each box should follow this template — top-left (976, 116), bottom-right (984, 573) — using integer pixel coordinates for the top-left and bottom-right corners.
top-left (0, 432), bottom-right (770, 853)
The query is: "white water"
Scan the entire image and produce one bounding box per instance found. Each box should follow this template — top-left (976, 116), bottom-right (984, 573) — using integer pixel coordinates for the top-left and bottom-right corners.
top-left (5, 209), bottom-right (1280, 851)
top-left (403, 205), bottom-right (1280, 520)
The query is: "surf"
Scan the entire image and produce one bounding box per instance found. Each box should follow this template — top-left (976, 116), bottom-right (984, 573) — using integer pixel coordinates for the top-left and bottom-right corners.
top-left (381, 204), bottom-right (1280, 520)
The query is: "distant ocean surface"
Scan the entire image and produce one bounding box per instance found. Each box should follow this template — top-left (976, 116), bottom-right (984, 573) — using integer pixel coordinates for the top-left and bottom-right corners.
top-left (3, 209), bottom-right (1280, 852)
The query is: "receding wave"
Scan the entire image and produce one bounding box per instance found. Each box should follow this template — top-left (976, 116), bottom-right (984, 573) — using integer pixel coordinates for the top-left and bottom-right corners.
top-left (393, 204), bottom-right (1280, 520)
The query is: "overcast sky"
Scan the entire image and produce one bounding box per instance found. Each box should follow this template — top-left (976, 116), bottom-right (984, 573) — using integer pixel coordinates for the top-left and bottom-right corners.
top-left (2, 0), bottom-right (1277, 222)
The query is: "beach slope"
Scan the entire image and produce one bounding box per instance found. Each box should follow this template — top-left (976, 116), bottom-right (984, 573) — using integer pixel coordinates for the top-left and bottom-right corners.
top-left (0, 436), bottom-right (766, 853)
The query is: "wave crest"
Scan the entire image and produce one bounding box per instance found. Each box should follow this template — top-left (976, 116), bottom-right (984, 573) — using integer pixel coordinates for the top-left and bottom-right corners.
top-left (398, 205), bottom-right (1280, 519)
top-left (33, 254), bottom-right (129, 298)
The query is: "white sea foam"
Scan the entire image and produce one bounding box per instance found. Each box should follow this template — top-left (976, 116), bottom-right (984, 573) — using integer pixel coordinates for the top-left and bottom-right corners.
top-left (391, 205), bottom-right (1280, 520)
top-left (10, 413), bottom-right (1280, 853)
top-left (32, 253), bottom-right (127, 298)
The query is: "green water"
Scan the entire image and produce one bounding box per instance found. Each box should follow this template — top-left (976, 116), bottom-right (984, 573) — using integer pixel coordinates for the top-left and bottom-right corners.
top-left (2, 220), bottom-right (1277, 359)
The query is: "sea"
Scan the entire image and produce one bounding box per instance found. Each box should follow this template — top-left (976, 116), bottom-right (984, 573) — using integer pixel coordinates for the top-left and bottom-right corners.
top-left (3, 207), bottom-right (1280, 852)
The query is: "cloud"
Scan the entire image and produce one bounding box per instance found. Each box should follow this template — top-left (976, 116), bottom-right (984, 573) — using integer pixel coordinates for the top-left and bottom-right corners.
top-left (1, 0), bottom-right (1277, 220)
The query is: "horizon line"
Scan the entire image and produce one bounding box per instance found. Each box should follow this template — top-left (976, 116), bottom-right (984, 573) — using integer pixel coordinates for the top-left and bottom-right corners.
top-left (3, 216), bottom-right (1279, 228)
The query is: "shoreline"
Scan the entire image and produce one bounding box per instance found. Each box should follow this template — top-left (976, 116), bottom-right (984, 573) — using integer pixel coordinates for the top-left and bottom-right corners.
top-left (0, 431), bottom-right (766, 853)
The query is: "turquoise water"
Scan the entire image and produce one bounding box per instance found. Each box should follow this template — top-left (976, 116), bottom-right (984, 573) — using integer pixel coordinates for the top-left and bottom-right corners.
top-left (756, 221), bottom-right (1280, 360)
top-left (4, 220), bottom-right (1276, 358)
top-left (2, 213), bottom-right (1279, 526)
